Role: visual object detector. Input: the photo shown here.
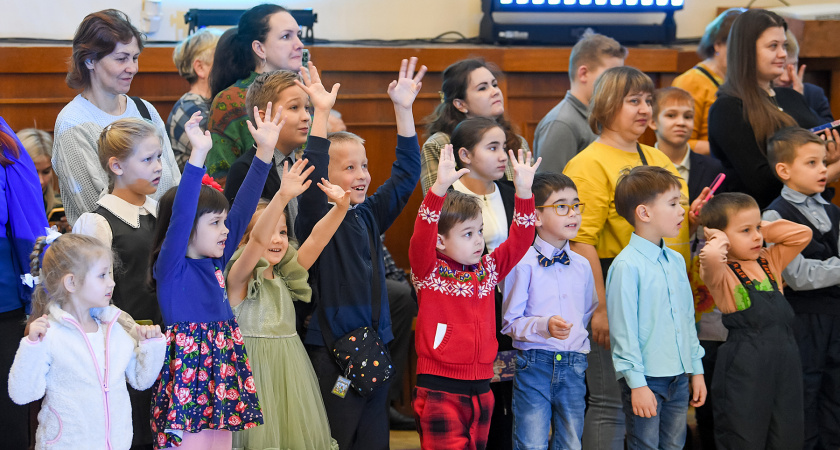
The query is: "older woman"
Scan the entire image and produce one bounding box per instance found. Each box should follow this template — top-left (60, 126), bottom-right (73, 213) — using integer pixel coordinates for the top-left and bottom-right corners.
top-left (205, 4), bottom-right (305, 181)
top-left (708, 9), bottom-right (839, 210)
top-left (167, 28), bottom-right (222, 170)
top-left (672, 8), bottom-right (744, 156)
top-left (52, 9), bottom-right (180, 226)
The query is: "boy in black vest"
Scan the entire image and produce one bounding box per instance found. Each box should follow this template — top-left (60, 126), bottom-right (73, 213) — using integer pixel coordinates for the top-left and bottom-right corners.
top-left (763, 127), bottom-right (840, 450)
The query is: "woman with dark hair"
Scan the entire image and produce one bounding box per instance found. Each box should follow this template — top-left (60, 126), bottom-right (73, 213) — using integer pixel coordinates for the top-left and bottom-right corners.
top-left (0, 118), bottom-right (49, 449)
top-left (420, 58), bottom-right (529, 195)
top-left (205, 4), bottom-right (304, 181)
top-left (672, 8), bottom-right (744, 156)
top-left (52, 9), bottom-right (180, 226)
top-left (708, 8), bottom-right (840, 210)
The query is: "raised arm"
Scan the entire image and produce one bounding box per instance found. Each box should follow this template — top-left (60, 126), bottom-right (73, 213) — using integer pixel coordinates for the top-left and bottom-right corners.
top-left (698, 227), bottom-right (738, 313)
top-left (156, 112), bottom-right (212, 275)
top-left (296, 179), bottom-right (351, 270)
top-left (761, 219), bottom-right (812, 274)
top-left (389, 57), bottom-right (427, 139)
top-left (296, 62), bottom-right (340, 140)
top-left (227, 158), bottom-right (314, 306)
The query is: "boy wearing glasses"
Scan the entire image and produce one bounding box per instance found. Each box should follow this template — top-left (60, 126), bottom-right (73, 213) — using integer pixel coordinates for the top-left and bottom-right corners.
top-left (502, 173), bottom-right (597, 449)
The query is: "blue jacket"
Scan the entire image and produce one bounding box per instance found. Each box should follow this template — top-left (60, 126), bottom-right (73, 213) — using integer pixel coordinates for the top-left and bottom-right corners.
top-left (296, 135), bottom-right (420, 346)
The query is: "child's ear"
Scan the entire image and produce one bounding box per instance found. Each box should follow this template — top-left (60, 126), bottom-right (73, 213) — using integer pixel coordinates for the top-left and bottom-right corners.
top-left (435, 234), bottom-right (446, 252)
top-left (62, 273), bottom-right (76, 293)
top-left (576, 64), bottom-right (589, 84)
top-left (108, 157), bottom-right (124, 176)
top-left (534, 209), bottom-right (544, 227)
top-left (257, 109), bottom-right (267, 122)
top-left (458, 147), bottom-right (471, 166)
top-left (193, 58), bottom-right (210, 80)
top-left (635, 204), bottom-right (652, 224)
top-left (775, 162), bottom-right (791, 181)
top-left (649, 118), bottom-right (659, 132)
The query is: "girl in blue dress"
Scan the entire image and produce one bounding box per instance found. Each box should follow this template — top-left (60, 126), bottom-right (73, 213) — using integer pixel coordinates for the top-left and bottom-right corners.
top-left (149, 106), bottom-right (285, 449)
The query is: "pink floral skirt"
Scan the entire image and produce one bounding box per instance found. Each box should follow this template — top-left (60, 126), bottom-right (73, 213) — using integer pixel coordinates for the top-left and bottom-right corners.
top-left (150, 319), bottom-right (263, 449)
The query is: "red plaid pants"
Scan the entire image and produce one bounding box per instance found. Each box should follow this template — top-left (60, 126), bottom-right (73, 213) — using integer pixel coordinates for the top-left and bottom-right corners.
top-left (412, 386), bottom-right (495, 450)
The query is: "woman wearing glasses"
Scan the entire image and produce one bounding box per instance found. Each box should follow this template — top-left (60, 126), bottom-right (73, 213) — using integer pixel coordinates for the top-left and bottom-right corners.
top-left (563, 66), bottom-right (705, 450)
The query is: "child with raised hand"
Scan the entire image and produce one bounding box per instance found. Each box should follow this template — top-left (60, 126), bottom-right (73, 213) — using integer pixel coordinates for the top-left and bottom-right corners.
top-left (9, 232), bottom-right (165, 450)
top-left (699, 191), bottom-right (811, 448)
top-left (225, 157), bottom-right (349, 450)
top-left (294, 58), bottom-right (421, 450)
top-left (72, 118), bottom-right (166, 448)
top-left (410, 144), bottom-right (539, 450)
top-left (148, 106), bottom-right (285, 449)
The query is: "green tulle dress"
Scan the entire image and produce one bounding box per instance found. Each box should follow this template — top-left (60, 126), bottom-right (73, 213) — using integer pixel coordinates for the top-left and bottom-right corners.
top-left (228, 246), bottom-right (338, 450)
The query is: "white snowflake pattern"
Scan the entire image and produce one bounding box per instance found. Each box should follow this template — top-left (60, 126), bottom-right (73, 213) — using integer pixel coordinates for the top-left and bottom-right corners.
top-left (478, 282), bottom-right (492, 298)
top-left (452, 282), bottom-right (474, 297)
top-left (418, 206), bottom-right (440, 224)
top-left (429, 276), bottom-right (448, 293)
top-left (514, 211), bottom-right (536, 228)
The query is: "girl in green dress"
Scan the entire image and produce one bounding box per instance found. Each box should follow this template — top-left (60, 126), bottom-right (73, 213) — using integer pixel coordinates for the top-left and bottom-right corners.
top-left (226, 157), bottom-right (349, 450)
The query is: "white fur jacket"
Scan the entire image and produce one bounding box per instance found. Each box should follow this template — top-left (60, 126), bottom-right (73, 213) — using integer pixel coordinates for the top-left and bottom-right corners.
top-left (8, 304), bottom-right (166, 450)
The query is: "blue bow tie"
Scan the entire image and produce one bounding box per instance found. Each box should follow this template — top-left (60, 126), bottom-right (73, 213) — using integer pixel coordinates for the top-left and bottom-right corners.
top-left (537, 251), bottom-right (570, 267)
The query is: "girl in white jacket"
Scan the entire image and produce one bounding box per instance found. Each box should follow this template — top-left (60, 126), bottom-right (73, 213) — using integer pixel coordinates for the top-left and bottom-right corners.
top-left (8, 232), bottom-right (166, 450)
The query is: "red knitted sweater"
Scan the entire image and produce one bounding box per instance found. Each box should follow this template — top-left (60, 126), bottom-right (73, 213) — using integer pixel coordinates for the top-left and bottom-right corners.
top-left (409, 191), bottom-right (536, 380)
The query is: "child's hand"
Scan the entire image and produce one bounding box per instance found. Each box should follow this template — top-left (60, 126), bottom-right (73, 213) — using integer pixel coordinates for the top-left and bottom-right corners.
top-left (431, 144), bottom-right (470, 197)
top-left (631, 386), bottom-right (658, 418)
top-left (690, 374), bottom-right (707, 407)
top-left (247, 102), bottom-right (286, 159)
top-left (688, 186), bottom-right (711, 235)
top-left (590, 307), bottom-right (610, 348)
top-left (509, 149), bottom-right (542, 199)
top-left (27, 315), bottom-right (49, 342)
top-left (185, 112), bottom-right (212, 163)
top-left (318, 178), bottom-right (351, 210)
top-left (387, 57), bottom-right (427, 110)
top-left (135, 324), bottom-right (162, 341)
top-left (547, 315), bottom-right (572, 340)
top-left (277, 158), bottom-right (315, 201)
top-left (295, 62), bottom-right (340, 113)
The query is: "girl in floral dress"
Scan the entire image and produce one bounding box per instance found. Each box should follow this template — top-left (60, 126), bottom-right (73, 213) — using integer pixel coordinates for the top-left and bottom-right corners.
top-left (149, 106), bottom-right (285, 449)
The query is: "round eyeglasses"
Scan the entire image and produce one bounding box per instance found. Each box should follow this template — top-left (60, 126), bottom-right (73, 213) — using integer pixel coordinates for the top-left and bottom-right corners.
top-left (534, 202), bottom-right (585, 216)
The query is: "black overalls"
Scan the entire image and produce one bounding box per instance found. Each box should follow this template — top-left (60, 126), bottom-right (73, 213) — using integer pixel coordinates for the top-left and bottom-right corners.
top-left (712, 257), bottom-right (804, 450)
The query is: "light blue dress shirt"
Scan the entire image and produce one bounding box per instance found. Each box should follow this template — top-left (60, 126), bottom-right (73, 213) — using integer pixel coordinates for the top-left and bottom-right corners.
top-left (502, 235), bottom-right (598, 353)
top-left (606, 233), bottom-right (704, 389)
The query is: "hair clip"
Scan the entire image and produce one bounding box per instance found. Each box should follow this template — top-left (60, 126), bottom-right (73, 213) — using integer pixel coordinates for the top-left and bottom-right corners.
top-left (44, 226), bottom-right (62, 244)
top-left (438, 91), bottom-right (446, 104)
top-left (20, 273), bottom-right (39, 288)
top-left (105, 124), bottom-right (112, 132)
top-left (201, 174), bottom-right (223, 193)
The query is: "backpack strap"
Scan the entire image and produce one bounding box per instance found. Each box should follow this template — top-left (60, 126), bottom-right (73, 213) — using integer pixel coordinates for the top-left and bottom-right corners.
top-left (727, 257), bottom-right (778, 291)
top-left (694, 65), bottom-right (721, 88)
top-left (130, 96), bottom-right (152, 121)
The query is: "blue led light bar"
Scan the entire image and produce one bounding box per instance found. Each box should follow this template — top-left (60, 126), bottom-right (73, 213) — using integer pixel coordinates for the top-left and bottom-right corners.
top-left (494, 0), bottom-right (684, 12)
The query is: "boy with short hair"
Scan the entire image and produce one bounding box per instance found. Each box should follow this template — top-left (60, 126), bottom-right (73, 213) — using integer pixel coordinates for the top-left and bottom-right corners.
top-left (763, 127), bottom-right (840, 450)
top-left (699, 191), bottom-right (811, 450)
top-left (409, 145), bottom-right (539, 449)
top-left (534, 33), bottom-right (626, 174)
top-left (607, 165), bottom-right (706, 449)
top-left (295, 58), bottom-right (426, 450)
top-left (651, 87), bottom-right (723, 204)
top-left (501, 173), bottom-right (597, 449)
top-left (651, 86), bottom-right (724, 447)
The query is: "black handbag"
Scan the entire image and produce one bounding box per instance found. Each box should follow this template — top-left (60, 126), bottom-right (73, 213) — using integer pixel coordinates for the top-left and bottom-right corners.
top-left (317, 229), bottom-right (394, 397)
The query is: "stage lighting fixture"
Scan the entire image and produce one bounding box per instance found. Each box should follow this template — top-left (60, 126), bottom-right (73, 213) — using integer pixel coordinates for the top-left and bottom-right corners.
top-left (184, 9), bottom-right (317, 43)
top-left (480, 0), bottom-right (685, 45)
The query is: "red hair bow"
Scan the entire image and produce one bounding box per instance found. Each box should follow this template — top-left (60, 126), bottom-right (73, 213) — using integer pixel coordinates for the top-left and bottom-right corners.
top-left (202, 174), bottom-right (223, 193)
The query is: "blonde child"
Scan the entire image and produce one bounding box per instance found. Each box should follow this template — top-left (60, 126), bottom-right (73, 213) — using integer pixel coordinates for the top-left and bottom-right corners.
top-left (223, 69), bottom-right (314, 239)
top-left (148, 106), bottom-right (283, 449)
top-left (72, 117), bottom-right (165, 448)
top-left (9, 232), bottom-right (165, 449)
top-left (699, 192), bottom-right (811, 449)
top-left (225, 159), bottom-right (349, 447)
top-left (16, 129), bottom-right (59, 217)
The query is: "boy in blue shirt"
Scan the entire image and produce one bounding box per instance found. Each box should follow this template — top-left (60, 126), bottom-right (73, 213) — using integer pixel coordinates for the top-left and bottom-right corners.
top-left (502, 173), bottom-right (598, 449)
top-left (607, 165), bottom-right (706, 449)
top-left (763, 127), bottom-right (840, 450)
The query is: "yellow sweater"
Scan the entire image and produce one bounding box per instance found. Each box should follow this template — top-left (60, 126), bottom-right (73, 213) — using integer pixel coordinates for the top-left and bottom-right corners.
top-left (672, 63), bottom-right (722, 149)
top-left (563, 141), bottom-right (691, 268)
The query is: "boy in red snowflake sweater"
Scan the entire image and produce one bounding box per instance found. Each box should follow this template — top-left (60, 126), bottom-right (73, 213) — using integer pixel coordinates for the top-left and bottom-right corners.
top-left (409, 144), bottom-right (540, 449)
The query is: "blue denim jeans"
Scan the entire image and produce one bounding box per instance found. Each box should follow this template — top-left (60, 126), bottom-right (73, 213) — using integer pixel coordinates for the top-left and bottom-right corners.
top-left (619, 375), bottom-right (689, 450)
top-left (582, 337), bottom-right (625, 450)
top-left (512, 349), bottom-right (587, 450)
